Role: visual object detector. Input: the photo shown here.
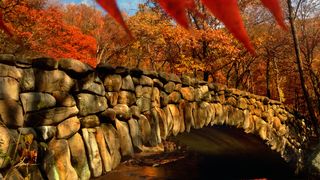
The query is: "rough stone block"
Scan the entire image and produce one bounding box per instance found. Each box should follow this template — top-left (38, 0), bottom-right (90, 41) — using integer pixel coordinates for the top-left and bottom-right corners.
top-left (104, 74), bottom-right (122, 92)
top-left (76, 93), bottom-right (107, 116)
top-left (95, 127), bottom-right (112, 173)
top-left (115, 120), bottom-right (134, 157)
top-left (68, 133), bottom-right (91, 180)
top-left (100, 124), bottom-right (121, 169)
top-left (0, 77), bottom-right (19, 101)
top-left (121, 75), bottom-right (135, 91)
top-left (43, 139), bottom-right (78, 180)
top-left (57, 116), bottom-right (80, 139)
top-left (0, 99), bottom-right (24, 128)
top-left (35, 70), bottom-right (75, 93)
top-left (82, 128), bottom-right (103, 177)
top-left (25, 106), bottom-right (79, 126)
top-left (20, 92), bottom-right (56, 112)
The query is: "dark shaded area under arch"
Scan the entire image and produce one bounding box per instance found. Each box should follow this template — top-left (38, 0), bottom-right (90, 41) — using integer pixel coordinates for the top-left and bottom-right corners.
top-left (100, 126), bottom-right (302, 180)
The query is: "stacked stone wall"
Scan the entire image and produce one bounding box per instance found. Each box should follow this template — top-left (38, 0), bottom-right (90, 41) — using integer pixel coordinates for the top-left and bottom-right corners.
top-left (0, 54), bottom-right (306, 179)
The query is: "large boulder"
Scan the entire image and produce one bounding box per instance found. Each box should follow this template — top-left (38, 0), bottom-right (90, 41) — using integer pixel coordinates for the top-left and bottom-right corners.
top-left (159, 72), bottom-right (181, 83)
top-left (20, 92), bottom-right (56, 112)
top-left (227, 107), bottom-right (245, 127)
top-left (0, 77), bottom-right (20, 101)
top-left (141, 87), bottom-right (153, 99)
top-left (136, 97), bottom-right (151, 113)
top-left (157, 108), bottom-right (168, 140)
top-left (58, 58), bottom-right (93, 76)
top-left (164, 82), bottom-right (175, 94)
top-left (196, 102), bottom-right (212, 128)
top-left (115, 120), bottom-right (134, 157)
top-left (80, 115), bottom-right (100, 128)
top-left (51, 91), bottom-right (76, 107)
top-left (113, 104), bottom-right (132, 120)
top-left (184, 102), bottom-right (195, 132)
top-left (168, 92), bottom-right (181, 104)
top-left (25, 106), bottom-right (79, 126)
top-left (152, 88), bottom-right (160, 107)
top-left (56, 116), bottom-right (80, 139)
top-left (35, 70), bottom-right (75, 93)
top-left (180, 87), bottom-right (195, 101)
top-left (105, 92), bottom-right (118, 107)
top-left (213, 103), bottom-right (224, 125)
top-left (139, 75), bottom-right (153, 86)
top-left (0, 126), bottom-right (12, 168)
top-left (100, 124), bottom-right (121, 169)
top-left (138, 115), bottom-right (152, 146)
top-left (130, 106), bottom-right (141, 119)
top-left (76, 93), bottom-right (107, 116)
top-left (149, 108), bottom-right (163, 145)
top-left (178, 101), bottom-right (186, 133)
top-left (32, 57), bottom-right (59, 70)
top-left (20, 68), bottom-right (35, 92)
top-left (128, 119), bottom-right (143, 151)
top-left (43, 139), bottom-right (78, 180)
top-left (95, 127), bottom-right (112, 173)
top-left (194, 85), bottom-right (209, 101)
top-left (82, 128), bottom-right (103, 178)
top-left (0, 99), bottom-right (24, 127)
top-left (104, 74), bottom-right (122, 92)
top-left (100, 108), bottom-right (116, 122)
top-left (121, 75), bottom-right (135, 91)
top-left (68, 133), bottom-right (91, 180)
top-left (0, 63), bottom-right (22, 80)
top-left (79, 73), bottom-right (105, 96)
top-left (118, 91), bottom-right (136, 106)
top-left (167, 104), bottom-right (181, 136)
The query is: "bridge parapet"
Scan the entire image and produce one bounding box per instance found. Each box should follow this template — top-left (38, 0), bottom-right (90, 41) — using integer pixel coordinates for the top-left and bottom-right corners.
top-left (0, 54), bottom-right (307, 179)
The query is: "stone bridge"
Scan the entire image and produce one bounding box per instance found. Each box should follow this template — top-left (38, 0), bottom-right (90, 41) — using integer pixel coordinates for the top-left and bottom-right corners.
top-left (0, 54), bottom-right (308, 179)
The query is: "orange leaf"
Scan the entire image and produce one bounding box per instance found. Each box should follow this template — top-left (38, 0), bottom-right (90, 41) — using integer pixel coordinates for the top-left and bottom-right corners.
top-left (0, 11), bottom-right (13, 36)
top-left (156, 0), bottom-right (189, 29)
top-left (260, 0), bottom-right (287, 30)
top-left (96, 0), bottom-right (132, 38)
top-left (201, 0), bottom-right (255, 54)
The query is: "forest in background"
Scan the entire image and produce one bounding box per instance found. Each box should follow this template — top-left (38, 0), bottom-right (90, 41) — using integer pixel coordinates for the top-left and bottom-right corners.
top-left (0, 0), bottom-right (319, 131)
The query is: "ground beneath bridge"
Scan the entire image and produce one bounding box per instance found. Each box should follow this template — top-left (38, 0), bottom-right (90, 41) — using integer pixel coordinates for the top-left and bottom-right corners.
top-left (97, 126), bottom-right (301, 179)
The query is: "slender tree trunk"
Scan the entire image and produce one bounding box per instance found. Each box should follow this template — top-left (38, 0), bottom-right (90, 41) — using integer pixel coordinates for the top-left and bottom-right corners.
top-left (266, 58), bottom-right (271, 98)
top-left (272, 58), bottom-right (283, 102)
top-left (287, 0), bottom-right (319, 137)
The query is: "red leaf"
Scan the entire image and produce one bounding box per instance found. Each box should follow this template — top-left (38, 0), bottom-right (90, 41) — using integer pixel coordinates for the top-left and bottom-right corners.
top-left (201, 0), bottom-right (255, 54)
top-left (156, 0), bottom-right (189, 29)
top-left (0, 11), bottom-right (13, 36)
top-left (96, 0), bottom-right (132, 38)
top-left (260, 0), bottom-right (287, 30)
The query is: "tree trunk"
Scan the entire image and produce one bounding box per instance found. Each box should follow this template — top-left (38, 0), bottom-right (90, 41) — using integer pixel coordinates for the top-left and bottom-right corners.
top-left (266, 58), bottom-right (271, 98)
top-left (287, 0), bottom-right (319, 137)
top-left (272, 58), bottom-right (283, 102)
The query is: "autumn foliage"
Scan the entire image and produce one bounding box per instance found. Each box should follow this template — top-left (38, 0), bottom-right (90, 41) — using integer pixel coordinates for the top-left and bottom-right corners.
top-left (95, 0), bottom-right (286, 53)
top-left (0, 0), bottom-right (97, 67)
